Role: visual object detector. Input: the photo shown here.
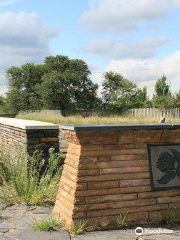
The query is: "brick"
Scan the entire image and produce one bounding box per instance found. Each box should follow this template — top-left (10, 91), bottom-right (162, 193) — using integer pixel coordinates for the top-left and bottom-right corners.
top-left (74, 199), bottom-right (156, 212)
top-left (81, 145), bottom-right (104, 150)
top-left (138, 189), bottom-right (180, 199)
top-left (87, 204), bottom-right (168, 217)
top-left (78, 169), bottom-right (100, 176)
top-left (98, 160), bottom-right (148, 169)
top-left (118, 130), bottom-right (162, 144)
top-left (88, 181), bottom-right (119, 190)
top-left (75, 186), bottom-right (151, 197)
top-left (86, 193), bottom-right (137, 204)
top-left (157, 196), bottom-right (180, 204)
top-left (104, 144), bottom-right (147, 150)
top-left (149, 211), bottom-right (165, 222)
top-left (15, 130), bottom-right (21, 135)
top-left (81, 149), bottom-right (147, 157)
top-left (41, 137), bottom-right (59, 142)
top-left (100, 166), bottom-right (149, 175)
top-left (112, 155), bottom-right (147, 161)
top-left (120, 179), bottom-right (150, 187)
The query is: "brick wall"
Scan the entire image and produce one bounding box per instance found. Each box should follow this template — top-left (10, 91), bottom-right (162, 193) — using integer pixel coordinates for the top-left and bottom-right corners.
top-left (53, 127), bottom-right (180, 230)
top-left (0, 118), bottom-right (59, 158)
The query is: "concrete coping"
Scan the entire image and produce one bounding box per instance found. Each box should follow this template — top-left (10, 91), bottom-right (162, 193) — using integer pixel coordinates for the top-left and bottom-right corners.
top-left (0, 117), bottom-right (59, 130)
top-left (59, 123), bottom-right (180, 131)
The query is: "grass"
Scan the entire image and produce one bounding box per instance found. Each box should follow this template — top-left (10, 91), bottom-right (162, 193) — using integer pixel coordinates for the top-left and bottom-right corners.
top-left (0, 147), bottom-right (64, 205)
top-left (163, 208), bottom-right (180, 226)
top-left (116, 212), bottom-right (129, 228)
top-left (69, 220), bottom-right (88, 235)
top-left (17, 113), bottom-right (180, 125)
top-left (32, 218), bottom-right (64, 231)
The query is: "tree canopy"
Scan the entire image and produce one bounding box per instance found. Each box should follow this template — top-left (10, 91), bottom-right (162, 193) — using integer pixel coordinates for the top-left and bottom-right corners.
top-left (2, 54), bottom-right (179, 115)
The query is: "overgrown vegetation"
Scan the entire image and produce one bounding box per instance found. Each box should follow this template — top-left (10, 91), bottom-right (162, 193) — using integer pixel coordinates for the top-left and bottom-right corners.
top-left (0, 147), bottom-right (64, 205)
top-left (116, 212), bottom-right (129, 228)
top-left (17, 113), bottom-right (180, 125)
top-left (32, 218), bottom-right (64, 231)
top-left (69, 220), bottom-right (88, 235)
top-left (163, 208), bottom-right (180, 226)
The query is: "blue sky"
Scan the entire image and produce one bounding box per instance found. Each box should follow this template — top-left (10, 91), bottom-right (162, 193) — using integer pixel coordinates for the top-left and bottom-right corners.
top-left (0, 0), bottom-right (180, 96)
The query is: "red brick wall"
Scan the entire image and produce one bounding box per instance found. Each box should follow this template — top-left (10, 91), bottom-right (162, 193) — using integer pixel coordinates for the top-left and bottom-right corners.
top-left (53, 129), bottom-right (180, 230)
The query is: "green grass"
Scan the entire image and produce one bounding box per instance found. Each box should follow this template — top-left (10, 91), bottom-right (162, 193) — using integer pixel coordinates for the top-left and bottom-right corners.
top-left (163, 208), bottom-right (180, 226)
top-left (17, 113), bottom-right (180, 125)
top-left (0, 147), bottom-right (64, 205)
top-left (33, 218), bottom-right (64, 231)
top-left (69, 220), bottom-right (88, 235)
top-left (116, 212), bottom-right (129, 228)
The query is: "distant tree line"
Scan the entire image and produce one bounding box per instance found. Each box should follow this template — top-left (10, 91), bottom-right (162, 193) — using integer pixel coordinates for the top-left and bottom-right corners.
top-left (0, 55), bottom-right (180, 115)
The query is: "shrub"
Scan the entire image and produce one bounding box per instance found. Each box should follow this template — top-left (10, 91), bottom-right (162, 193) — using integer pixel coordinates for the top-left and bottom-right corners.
top-left (0, 147), bottom-right (64, 205)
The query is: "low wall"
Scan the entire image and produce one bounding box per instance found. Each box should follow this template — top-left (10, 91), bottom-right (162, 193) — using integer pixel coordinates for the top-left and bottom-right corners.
top-left (53, 124), bottom-right (180, 230)
top-left (0, 118), bottom-right (59, 158)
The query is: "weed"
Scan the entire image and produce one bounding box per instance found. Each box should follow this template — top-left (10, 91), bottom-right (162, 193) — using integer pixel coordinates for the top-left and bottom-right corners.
top-left (116, 212), bottom-right (129, 228)
top-left (163, 208), bottom-right (180, 226)
top-left (33, 218), bottom-right (64, 231)
top-left (69, 220), bottom-right (88, 235)
top-left (0, 147), bottom-right (64, 205)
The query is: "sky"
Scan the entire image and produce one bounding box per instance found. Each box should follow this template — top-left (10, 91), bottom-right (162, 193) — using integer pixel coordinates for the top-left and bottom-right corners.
top-left (0, 0), bottom-right (180, 97)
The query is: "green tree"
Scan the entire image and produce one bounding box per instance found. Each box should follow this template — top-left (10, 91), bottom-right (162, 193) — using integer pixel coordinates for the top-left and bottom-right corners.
top-left (38, 56), bottom-right (99, 115)
top-left (174, 89), bottom-right (180, 108)
top-left (5, 55), bottom-right (99, 114)
top-left (101, 71), bottom-right (148, 112)
top-left (152, 75), bottom-right (174, 108)
top-left (5, 63), bottom-right (45, 113)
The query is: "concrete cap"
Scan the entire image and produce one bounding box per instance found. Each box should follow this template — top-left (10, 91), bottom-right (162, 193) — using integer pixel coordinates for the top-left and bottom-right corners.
top-left (59, 124), bottom-right (180, 131)
top-left (0, 118), bottom-right (59, 130)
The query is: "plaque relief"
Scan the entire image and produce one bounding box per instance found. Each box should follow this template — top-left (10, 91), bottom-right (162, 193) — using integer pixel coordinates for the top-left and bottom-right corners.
top-left (148, 143), bottom-right (180, 191)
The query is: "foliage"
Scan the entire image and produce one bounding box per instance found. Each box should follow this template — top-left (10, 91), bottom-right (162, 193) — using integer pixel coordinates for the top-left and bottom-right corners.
top-left (163, 208), bottom-right (180, 226)
top-left (116, 211), bottom-right (129, 228)
top-left (5, 55), bottom-right (99, 115)
top-left (0, 147), bottom-right (64, 205)
top-left (5, 63), bottom-right (45, 113)
top-left (152, 75), bottom-right (174, 108)
top-left (69, 220), bottom-right (88, 235)
top-left (101, 71), bottom-right (149, 112)
top-left (32, 218), bottom-right (64, 231)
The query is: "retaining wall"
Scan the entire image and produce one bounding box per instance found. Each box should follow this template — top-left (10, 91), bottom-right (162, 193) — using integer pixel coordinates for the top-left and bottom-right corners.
top-left (53, 124), bottom-right (180, 230)
top-left (0, 118), bottom-right (59, 158)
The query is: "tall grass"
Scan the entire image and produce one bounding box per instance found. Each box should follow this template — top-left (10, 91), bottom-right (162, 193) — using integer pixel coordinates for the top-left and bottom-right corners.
top-left (0, 147), bottom-right (64, 205)
top-left (17, 113), bottom-right (180, 125)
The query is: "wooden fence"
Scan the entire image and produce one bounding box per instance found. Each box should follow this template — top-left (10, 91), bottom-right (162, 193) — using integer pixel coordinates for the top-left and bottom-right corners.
top-left (129, 108), bottom-right (180, 119)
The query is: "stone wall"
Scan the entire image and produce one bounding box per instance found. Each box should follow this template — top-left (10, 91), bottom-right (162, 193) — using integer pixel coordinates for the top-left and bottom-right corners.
top-left (53, 125), bottom-right (180, 230)
top-left (0, 118), bottom-right (59, 158)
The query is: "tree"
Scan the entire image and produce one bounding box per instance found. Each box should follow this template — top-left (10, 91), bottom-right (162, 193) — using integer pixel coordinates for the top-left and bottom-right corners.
top-left (101, 71), bottom-right (148, 112)
top-left (39, 56), bottom-right (99, 115)
top-left (152, 75), bottom-right (174, 108)
top-left (5, 55), bottom-right (99, 115)
top-left (5, 63), bottom-right (45, 113)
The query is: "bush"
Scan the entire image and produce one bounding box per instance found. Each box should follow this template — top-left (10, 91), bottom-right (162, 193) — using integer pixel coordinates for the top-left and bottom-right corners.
top-left (0, 147), bottom-right (64, 205)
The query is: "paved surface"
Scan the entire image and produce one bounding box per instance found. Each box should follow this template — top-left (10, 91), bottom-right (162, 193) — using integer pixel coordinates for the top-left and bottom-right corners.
top-left (0, 202), bottom-right (70, 240)
top-left (1, 201), bottom-right (180, 240)
top-left (73, 228), bottom-right (180, 240)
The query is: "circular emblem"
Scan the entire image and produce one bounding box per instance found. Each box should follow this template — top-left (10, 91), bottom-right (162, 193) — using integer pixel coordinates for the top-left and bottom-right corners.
top-left (135, 227), bottom-right (143, 236)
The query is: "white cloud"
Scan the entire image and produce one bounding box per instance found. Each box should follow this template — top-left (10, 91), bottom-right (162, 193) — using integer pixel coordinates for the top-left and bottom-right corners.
top-left (81, 0), bottom-right (176, 33)
top-left (83, 37), bottom-right (167, 59)
top-left (0, 12), bottom-right (59, 93)
top-left (172, 0), bottom-right (180, 7)
top-left (0, 0), bottom-right (22, 7)
top-left (92, 51), bottom-right (180, 97)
